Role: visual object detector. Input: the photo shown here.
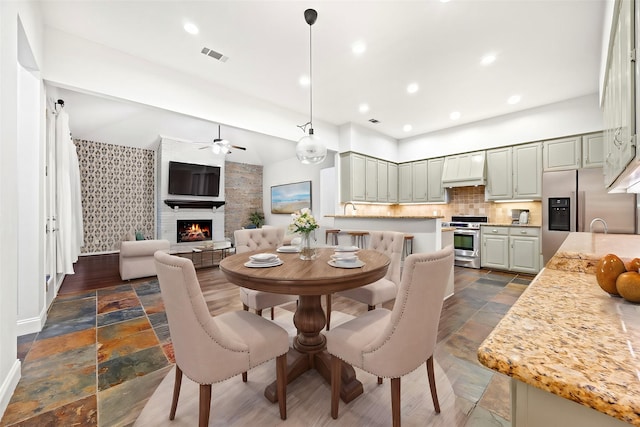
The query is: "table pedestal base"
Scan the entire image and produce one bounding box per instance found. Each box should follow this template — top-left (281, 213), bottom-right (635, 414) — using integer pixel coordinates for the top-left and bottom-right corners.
top-left (264, 347), bottom-right (363, 404)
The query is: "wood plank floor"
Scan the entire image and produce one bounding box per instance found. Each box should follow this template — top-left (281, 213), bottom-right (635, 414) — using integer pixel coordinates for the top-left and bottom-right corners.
top-left (2, 254), bottom-right (532, 426)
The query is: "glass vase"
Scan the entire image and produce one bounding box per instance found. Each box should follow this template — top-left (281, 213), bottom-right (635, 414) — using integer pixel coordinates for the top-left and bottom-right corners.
top-left (299, 232), bottom-right (317, 260)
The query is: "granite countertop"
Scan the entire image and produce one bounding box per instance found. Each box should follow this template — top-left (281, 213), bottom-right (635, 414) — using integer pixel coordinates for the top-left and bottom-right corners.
top-left (482, 222), bottom-right (541, 228)
top-left (478, 232), bottom-right (640, 425)
top-left (327, 215), bottom-right (443, 219)
top-left (442, 227), bottom-right (456, 232)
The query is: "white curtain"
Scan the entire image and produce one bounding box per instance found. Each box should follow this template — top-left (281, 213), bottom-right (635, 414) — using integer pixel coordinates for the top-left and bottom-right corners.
top-left (55, 109), bottom-right (83, 274)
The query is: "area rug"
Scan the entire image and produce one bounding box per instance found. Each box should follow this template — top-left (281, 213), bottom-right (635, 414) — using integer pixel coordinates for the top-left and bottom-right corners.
top-left (134, 311), bottom-right (460, 427)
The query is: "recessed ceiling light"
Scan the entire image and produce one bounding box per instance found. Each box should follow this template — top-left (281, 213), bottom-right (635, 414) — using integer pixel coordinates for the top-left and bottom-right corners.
top-left (352, 41), bottom-right (367, 55)
top-left (507, 95), bottom-right (521, 105)
top-left (299, 75), bottom-right (310, 86)
top-left (403, 124), bottom-right (413, 132)
top-left (450, 111), bottom-right (461, 120)
top-left (481, 54), bottom-right (496, 66)
top-left (184, 22), bottom-right (199, 35)
top-left (440, 0), bottom-right (451, 3)
top-left (407, 83), bottom-right (419, 94)
top-left (359, 103), bottom-right (370, 113)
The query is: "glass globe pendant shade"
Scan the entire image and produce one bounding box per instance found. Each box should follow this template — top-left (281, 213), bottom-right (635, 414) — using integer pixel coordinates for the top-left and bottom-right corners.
top-left (296, 129), bottom-right (326, 164)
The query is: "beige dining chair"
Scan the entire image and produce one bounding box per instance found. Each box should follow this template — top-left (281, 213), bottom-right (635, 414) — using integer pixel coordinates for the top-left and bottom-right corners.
top-left (154, 251), bottom-right (289, 426)
top-left (325, 246), bottom-right (454, 427)
top-left (325, 230), bottom-right (404, 330)
top-left (234, 228), bottom-right (298, 319)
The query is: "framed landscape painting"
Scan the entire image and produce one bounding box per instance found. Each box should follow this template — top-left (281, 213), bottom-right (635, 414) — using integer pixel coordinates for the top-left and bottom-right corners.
top-left (271, 181), bottom-right (312, 214)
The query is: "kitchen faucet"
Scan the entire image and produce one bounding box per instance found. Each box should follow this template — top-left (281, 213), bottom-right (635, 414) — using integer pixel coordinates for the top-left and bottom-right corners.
top-left (343, 201), bottom-right (357, 215)
top-left (589, 218), bottom-right (608, 234)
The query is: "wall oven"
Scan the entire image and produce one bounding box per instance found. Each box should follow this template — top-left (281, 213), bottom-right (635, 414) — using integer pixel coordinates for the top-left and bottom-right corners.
top-left (443, 215), bottom-right (488, 269)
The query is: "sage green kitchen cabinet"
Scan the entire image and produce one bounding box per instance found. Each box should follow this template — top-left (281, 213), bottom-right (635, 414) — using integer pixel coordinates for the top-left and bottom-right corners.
top-left (603, 0), bottom-right (635, 188)
top-left (365, 156), bottom-right (378, 201)
top-left (513, 142), bottom-right (542, 199)
top-left (482, 226), bottom-right (540, 274)
top-left (427, 157), bottom-right (447, 202)
top-left (398, 163), bottom-right (413, 203)
top-left (481, 226), bottom-right (509, 271)
top-left (340, 152), bottom-right (366, 202)
top-left (412, 160), bottom-right (428, 202)
top-left (377, 160), bottom-right (389, 202)
top-left (543, 136), bottom-right (581, 171)
top-left (581, 132), bottom-right (604, 169)
top-left (485, 147), bottom-right (513, 200)
top-left (387, 162), bottom-right (398, 203)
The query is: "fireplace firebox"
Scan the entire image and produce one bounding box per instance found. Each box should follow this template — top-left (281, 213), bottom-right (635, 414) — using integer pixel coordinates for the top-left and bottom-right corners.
top-left (177, 220), bottom-right (212, 243)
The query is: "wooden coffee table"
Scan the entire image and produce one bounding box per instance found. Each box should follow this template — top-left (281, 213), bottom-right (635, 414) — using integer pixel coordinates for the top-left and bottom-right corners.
top-left (219, 247), bottom-right (390, 403)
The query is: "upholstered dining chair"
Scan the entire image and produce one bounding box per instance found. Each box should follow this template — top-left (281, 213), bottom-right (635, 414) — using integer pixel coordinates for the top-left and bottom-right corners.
top-left (325, 246), bottom-right (454, 427)
top-left (154, 251), bottom-right (289, 426)
top-left (325, 230), bottom-right (404, 330)
top-left (234, 228), bottom-right (298, 319)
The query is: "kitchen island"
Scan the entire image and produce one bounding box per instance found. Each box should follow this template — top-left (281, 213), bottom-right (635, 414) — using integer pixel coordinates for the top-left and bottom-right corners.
top-left (478, 232), bottom-right (640, 426)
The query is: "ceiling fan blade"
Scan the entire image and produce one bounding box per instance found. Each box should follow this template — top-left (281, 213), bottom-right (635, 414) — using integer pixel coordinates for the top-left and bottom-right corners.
top-left (230, 145), bottom-right (247, 151)
top-left (198, 145), bottom-right (211, 150)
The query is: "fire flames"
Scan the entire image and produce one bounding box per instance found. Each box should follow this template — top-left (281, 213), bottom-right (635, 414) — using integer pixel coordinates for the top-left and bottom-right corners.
top-left (179, 223), bottom-right (210, 242)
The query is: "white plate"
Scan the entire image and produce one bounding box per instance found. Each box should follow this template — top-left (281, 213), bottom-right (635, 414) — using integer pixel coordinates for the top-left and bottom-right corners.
top-left (249, 253), bottom-right (279, 262)
top-left (277, 246), bottom-right (300, 253)
top-left (244, 259), bottom-right (284, 268)
top-left (330, 255), bottom-right (359, 262)
top-left (334, 246), bottom-right (360, 252)
top-left (328, 259), bottom-right (365, 269)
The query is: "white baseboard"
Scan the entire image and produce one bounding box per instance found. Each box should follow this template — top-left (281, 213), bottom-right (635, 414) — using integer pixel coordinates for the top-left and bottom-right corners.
top-left (0, 360), bottom-right (21, 420)
top-left (16, 304), bottom-right (47, 336)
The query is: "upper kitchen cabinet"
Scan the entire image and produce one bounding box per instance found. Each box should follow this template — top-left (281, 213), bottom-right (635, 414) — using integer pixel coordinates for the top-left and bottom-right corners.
top-left (441, 151), bottom-right (486, 188)
top-left (427, 157), bottom-right (448, 203)
top-left (340, 152), bottom-right (366, 202)
top-left (513, 142), bottom-right (542, 199)
top-left (412, 160), bottom-right (428, 202)
top-left (485, 147), bottom-right (513, 200)
top-left (543, 136), bottom-right (581, 171)
top-left (398, 163), bottom-right (413, 202)
top-left (603, 0), bottom-right (636, 189)
top-left (581, 132), bottom-right (604, 168)
top-left (365, 156), bottom-right (378, 201)
top-left (377, 159), bottom-right (398, 203)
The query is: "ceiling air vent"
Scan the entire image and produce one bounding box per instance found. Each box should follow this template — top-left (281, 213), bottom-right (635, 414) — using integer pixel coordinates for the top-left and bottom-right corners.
top-left (201, 47), bottom-right (229, 63)
top-left (368, 118), bottom-right (380, 123)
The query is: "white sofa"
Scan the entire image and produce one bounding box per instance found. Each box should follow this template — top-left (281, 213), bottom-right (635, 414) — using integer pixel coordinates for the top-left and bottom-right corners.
top-left (119, 239), bottom-right (170, 280)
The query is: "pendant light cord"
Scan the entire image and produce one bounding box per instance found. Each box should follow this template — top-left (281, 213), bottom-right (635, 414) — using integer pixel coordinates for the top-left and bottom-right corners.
top-left (309, 22), bottom-right (313, 132)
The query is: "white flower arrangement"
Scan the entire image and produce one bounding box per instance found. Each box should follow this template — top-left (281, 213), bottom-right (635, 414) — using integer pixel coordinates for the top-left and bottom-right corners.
top-left (289, 208), bottom-right (319, 234)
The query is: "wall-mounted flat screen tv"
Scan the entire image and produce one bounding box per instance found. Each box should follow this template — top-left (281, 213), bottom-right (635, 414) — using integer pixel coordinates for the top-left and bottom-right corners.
top-left (168, 161), bottom-right (221, 197)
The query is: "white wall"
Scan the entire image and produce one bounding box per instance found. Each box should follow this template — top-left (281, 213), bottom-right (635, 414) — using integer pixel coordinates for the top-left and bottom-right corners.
top-left (43, 28), bottom-right (341, 152)
top-left (0, 1), bottom-right (44, 419)
top-left (157, 137), bottom-right (227, 247)
top-left (339, 122), bottom-right (399, 161)
top-left (397, 94), bottom-right (602, 162)
top-left (263, 152), bottom-right (336, 234)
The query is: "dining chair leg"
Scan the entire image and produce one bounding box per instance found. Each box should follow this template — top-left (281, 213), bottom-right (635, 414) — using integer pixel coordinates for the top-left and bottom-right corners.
top-left (426, 355), bottom-right (440, 413)
top-left (169, 365), bottom-right (183, 420)
top-left (271, 306), bottom-right (275, 320)
top-left (326, 294), bottom-right (332, 331)
top-left (331, 355), bottom-right (342, 419)
top-left (199, 384), bottom-right (212, 427)
top-left (391, 377), bottom-right (401, 427)
top-left (276, 353), bottom-right (287, 420)
top-left (242, 372), bottom-right (247, 382)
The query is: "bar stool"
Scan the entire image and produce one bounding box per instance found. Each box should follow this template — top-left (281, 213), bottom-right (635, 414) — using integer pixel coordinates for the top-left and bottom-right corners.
top-left (325, 229), bottom-right (340, 246)
top-left (348, 231), bottom-right (369, 249)
top-left (403, 234), bottom-right (414, 260)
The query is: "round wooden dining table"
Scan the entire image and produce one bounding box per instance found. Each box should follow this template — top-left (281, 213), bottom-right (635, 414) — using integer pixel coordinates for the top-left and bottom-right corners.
top-left (219, 247), bottom-right (390, 404)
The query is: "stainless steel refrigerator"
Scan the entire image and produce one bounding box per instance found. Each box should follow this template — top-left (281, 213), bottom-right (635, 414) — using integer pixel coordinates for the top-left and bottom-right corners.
top-left (542, 168), bottom-right (636, 264)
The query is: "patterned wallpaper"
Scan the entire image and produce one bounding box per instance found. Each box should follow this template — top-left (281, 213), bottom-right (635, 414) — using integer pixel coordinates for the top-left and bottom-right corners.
top-left (75, 139), bottom-right (155, 254)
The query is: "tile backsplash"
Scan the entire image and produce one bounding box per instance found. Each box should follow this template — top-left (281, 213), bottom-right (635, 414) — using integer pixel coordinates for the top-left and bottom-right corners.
top-left (345, 186), bottom-right (541, 225)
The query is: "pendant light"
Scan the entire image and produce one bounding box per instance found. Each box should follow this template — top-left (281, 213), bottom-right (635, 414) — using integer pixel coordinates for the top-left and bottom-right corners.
top-left (295, 8), bottom-right (327, 165)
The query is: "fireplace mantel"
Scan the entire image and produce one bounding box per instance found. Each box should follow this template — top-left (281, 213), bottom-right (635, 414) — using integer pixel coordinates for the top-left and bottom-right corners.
top-left (164, 200), bottom-right (226, 209)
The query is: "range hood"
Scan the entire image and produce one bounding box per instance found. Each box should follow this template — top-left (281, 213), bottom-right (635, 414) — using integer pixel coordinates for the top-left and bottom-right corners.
top-left (441, 151), bottom-right (486, 188)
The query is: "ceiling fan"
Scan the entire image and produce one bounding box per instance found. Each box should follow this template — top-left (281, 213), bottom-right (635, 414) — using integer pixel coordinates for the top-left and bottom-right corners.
top-left (198, 125), bottom-right (246, 154)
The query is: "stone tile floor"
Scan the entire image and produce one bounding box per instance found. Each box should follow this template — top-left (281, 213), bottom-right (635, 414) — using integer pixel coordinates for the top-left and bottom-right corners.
top-left (1, 267), bottom-right (531, 426)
